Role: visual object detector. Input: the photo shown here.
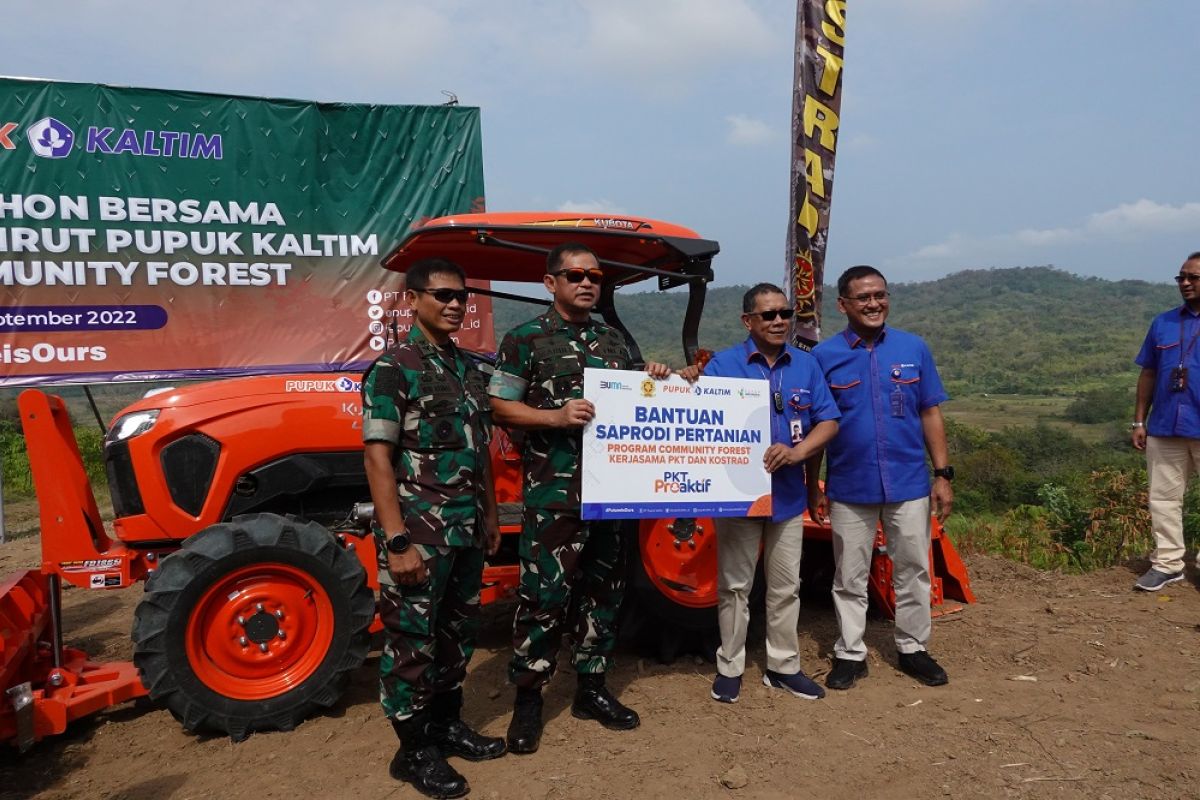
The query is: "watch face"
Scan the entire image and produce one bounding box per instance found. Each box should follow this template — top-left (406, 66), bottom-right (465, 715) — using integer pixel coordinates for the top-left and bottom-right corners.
top-left (387, 534), bottom-right (410, 553)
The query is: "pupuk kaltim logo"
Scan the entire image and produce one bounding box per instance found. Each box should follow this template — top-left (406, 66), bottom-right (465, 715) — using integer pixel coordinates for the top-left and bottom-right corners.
top-left (26, 117), bottom-right (75, 158)
top-left (0, 123), bottom-right (17, 150)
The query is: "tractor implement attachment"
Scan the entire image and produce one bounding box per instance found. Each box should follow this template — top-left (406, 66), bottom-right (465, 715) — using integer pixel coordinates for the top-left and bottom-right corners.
top-left (1, 391), bottom-right (150, 750)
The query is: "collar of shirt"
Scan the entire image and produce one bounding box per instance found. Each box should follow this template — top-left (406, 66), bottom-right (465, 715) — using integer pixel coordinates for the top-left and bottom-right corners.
top-left (742, 337), bottom-right (793, 368)
top-left (406, 324), bottom-right (464, 377)
top-left (541, 306), bottom-right (601, 339)
top-left (841, 325), bottom-right (889, 350)
top-left (1178, 304), bottom-right (1200, 319)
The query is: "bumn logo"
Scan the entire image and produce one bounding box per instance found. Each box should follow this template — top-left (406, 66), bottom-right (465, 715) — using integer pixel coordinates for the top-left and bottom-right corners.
top-left (27, 117), bottom-right (74, 158)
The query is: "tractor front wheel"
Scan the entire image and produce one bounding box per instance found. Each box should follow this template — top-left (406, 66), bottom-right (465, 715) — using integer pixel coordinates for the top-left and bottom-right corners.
top-left (132, 514), bottom-right (374, 741)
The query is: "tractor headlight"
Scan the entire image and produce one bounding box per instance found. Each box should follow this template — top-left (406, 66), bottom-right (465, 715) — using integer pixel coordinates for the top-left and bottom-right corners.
top-left (106, 410), bottom-right (160, 443)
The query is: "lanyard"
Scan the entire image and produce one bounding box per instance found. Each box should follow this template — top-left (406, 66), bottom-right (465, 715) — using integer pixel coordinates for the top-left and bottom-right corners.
top-left (1179, 312), bottom-right (1200, 368)
top-left (748, 342), bottom-right (786, 440)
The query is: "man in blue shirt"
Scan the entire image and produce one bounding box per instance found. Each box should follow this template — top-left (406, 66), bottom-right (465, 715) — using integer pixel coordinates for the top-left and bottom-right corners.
top-left (1131, 251), bottom-right (1200, 592)
top-left (683, 282), bottom-right (839, 704)
top-left (810, 265), bottom-right (953, 690)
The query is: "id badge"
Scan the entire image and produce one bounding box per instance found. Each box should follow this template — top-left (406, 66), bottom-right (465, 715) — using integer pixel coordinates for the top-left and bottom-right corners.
top-left (890, 385), bottom-right (905, 417)
top-left (789, 418), bottom-right (804, 444)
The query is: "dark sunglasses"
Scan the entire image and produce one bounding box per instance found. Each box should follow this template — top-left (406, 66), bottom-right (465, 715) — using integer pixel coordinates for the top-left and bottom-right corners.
top-left (412, 287), bottom-right (469, 304)
top-left (552, 267), bottom-right (604, 284)
top-left (1175, 273), bottom-right (1200, 284)
top-left (745, 308), bottom-right (795, 321)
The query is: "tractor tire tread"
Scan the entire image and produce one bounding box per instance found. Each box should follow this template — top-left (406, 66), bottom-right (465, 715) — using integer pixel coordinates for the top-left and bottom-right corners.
top-left (132, 514), bottom-right (373, 741)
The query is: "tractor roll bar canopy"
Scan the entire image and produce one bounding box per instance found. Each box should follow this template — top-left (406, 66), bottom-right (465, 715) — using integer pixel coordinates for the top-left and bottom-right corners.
top-left (382, 212), bottom-right (719, 365)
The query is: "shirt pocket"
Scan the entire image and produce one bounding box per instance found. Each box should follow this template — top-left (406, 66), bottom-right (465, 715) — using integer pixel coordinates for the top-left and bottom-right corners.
top-left (786, 390), bottom-right (813, 431)
top-left (548, 355), bottom-right (584, 401)
top-left (414, 395), bottom-right (468, 451)
top-left (828, 372), bottom-right (862, 410)
top-left (889, 365), bottom-right (921, 386)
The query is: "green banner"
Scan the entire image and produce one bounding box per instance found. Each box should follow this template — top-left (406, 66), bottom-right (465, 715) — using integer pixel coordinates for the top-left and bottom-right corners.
top-left (0, 77), bottom-right (490, 385)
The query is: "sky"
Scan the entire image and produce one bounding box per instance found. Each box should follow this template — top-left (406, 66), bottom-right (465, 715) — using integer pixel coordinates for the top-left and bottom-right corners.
top-left (3, 0), bottom-right (1197, 288)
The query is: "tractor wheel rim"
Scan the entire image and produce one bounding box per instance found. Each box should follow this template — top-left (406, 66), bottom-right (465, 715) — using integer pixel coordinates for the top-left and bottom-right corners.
top-left (639, 517), bottom-right (718, 609)
top-left (185, 563), bottom-right (335, 701)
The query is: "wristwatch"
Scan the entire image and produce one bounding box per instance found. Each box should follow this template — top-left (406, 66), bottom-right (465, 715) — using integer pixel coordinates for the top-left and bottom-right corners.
top-left (1129, 421), bottom-right (1145, 430)
top-left (386, 532), bottom-right (411, 554)
top-left (932, 466), bottom-right (955, 481)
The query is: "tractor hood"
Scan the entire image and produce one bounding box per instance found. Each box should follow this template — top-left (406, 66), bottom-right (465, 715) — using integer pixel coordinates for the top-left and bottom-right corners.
top-left (115, 373), bottom-right (363, 419)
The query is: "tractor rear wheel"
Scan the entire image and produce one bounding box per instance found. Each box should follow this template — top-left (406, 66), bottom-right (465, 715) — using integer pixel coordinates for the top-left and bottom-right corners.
top-left (630, 516), bottom-right (719, 631)
top-left (132, 514), bottom-right (374, 741)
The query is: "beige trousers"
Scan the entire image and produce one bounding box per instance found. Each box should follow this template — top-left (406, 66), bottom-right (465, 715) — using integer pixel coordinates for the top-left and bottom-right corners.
top-left (829, 498), bottom-right (931, 660)
top-left (1146, 435), bottom-right (1200, 573)
top-left (714, 515), bottom-right (806, 678)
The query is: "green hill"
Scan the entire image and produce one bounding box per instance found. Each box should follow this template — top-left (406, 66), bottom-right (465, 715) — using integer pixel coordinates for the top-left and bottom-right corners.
top-left (495, 266), bottom-right (1178, 396)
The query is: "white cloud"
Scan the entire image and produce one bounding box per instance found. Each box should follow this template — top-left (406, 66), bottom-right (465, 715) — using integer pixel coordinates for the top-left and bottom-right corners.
top-left (1087, 198), bottom-right (1200, 235)
top-left (906, 199), bottom-right (1200, 264)
top-left (557, 199), bottom-right (630, 215)
top-left (725, 114), bottom-right (775, 146)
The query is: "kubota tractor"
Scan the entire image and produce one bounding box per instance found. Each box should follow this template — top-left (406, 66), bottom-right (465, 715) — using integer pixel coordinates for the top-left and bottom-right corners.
top-left (0, 212), bottom-right (973, 750)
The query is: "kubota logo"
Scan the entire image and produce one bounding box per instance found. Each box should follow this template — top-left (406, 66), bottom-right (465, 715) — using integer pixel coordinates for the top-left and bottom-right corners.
top-left (27, 117), bottom-right (75, 158)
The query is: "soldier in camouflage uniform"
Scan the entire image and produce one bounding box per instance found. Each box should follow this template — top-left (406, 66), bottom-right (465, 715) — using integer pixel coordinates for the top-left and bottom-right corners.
top-left (363, 257), bottom-right (505, 799)
top-left (489, 242), bottom-right (670, 754)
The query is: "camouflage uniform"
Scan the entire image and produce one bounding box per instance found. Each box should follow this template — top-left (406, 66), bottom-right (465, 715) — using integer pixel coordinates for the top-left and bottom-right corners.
top-left (488, 308), bottom-right (632, 689)
top-left (362, 325), bottom-right (492, 721)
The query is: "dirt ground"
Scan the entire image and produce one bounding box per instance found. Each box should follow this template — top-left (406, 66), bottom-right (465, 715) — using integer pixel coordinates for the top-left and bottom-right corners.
top-left (1, 524), bottom-right (1198, 800)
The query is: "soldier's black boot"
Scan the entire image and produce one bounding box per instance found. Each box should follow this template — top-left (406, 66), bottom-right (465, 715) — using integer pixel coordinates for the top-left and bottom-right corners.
top-left (428, 689), bottom-right (506, 761)
top-left (505, 687), bottom-right (544, 755)
top-left (571, 673), bottom-right (640, 730)
top-left (389, 715), bottom-right (470, 799)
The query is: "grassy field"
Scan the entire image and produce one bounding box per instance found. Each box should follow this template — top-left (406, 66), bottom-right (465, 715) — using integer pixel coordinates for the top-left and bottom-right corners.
top-left (942, 393), bottom-right (1120, 444)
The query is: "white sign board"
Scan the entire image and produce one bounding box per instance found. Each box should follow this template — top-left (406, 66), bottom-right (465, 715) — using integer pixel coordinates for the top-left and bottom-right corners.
top-left (581, 369), bottom-right (772, 520)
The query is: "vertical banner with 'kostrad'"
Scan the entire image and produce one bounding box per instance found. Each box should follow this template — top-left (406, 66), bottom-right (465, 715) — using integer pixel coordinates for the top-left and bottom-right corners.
top-left (0, 78), bottom-right (492, 386)
top-left (786, 0), bottom-right (846, 348)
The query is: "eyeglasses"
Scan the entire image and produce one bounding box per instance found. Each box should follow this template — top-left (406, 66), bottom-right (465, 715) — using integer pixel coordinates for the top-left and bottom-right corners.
top-left (744, 308), bottom-right (795, 321)
top-left (552, 267), bottom-right (604, 284)
top-left (412, 287), bottom-right (469, 304)
top-left (842, 291), bottom-right (890, 305)
top-left (1174, 274), bottom-right (1200, 284)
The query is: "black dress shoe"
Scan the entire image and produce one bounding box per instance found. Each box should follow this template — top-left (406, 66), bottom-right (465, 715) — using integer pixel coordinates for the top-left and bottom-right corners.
top-left (825, 657), bottom-right (869, 690)
top-left (506, 692), bottom-right (544, 755)
top-left (388, 745), bottom-right (469, 799)
top-left (571, 674), bottom-right (640, 730)
top-left (429, 718), bottom-right (506, 761)
top-left (897, 650), bottom-right (949, 686)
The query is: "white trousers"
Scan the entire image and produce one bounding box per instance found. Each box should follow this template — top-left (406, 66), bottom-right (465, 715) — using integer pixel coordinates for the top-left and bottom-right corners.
top-left (714, 515), bottom-right (805, 677)
top-left (829, 498), bottom-right (931, 660)
top-left (1146, 435), bottom-right (1200, 573)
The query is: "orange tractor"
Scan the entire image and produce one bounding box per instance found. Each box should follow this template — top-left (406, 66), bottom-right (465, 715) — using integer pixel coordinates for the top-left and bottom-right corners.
top-left (0, 213), bottom-right (974, 750)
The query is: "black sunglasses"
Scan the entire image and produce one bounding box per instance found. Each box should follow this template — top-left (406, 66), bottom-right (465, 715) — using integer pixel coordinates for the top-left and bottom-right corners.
top-left (412, 287), bottom-right (469, 304)
top-left (745, 308), bottom-right (795, 321)
top-left (552, 267), bottom-right (605, 284)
